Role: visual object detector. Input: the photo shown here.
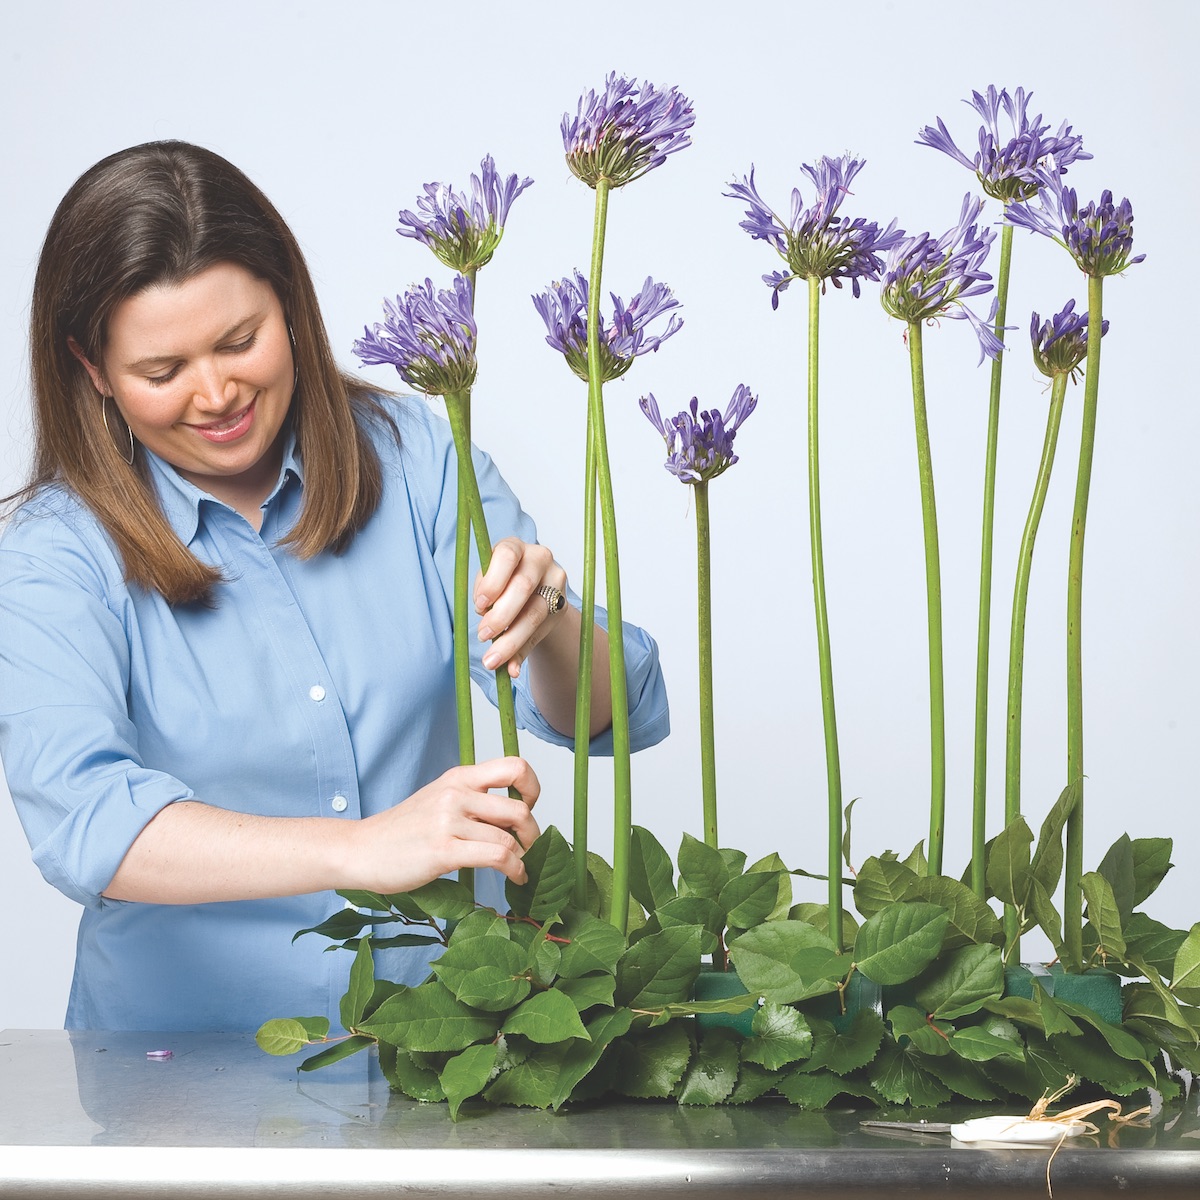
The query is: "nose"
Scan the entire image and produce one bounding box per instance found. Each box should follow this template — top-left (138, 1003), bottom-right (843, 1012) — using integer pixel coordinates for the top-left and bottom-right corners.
top-left (191, 364), bottom-right (239, 413)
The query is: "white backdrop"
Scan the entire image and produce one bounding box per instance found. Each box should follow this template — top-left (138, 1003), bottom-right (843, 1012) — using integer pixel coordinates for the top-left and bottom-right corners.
top-left (2, 0), bottom-right (1195, 1030)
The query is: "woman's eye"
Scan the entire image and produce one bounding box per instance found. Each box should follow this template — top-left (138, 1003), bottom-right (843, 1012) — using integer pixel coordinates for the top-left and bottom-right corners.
top-left (146, 365), bottom-right (182, 387)
top-left (225, 333), bottom-right (257, 354)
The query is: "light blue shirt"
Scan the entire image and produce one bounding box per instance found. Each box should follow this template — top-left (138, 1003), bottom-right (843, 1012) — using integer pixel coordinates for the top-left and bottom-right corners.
top-left (0, 396), bottom-right (668, 1031)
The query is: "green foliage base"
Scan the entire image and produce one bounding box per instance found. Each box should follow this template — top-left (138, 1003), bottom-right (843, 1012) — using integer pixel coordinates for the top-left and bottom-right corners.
top-left (258, 822), bottom-right (1200, 1118)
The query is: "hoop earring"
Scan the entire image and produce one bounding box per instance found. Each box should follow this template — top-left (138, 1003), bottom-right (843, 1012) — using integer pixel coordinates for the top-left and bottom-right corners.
top-left (101, 395), bottom-right (135, 466)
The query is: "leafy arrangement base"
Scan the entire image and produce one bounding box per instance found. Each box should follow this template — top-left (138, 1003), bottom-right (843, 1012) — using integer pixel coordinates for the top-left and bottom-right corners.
top-left (259, 820), bottom-right (1200, 1118)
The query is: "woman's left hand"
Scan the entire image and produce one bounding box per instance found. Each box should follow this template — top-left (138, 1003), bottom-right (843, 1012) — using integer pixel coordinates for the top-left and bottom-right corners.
top-left (475, 537), bottom-right (569, 678)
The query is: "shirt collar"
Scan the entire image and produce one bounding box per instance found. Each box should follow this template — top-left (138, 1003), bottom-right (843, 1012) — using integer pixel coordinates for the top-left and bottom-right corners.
top-left (143, 426), bottom-right (303, 546)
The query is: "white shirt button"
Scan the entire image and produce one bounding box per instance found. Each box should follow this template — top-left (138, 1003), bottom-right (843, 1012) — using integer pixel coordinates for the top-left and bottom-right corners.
top-left (331, 794), bottom-right (348, 813)
top-left (309, 685), bottom-right (326, 702)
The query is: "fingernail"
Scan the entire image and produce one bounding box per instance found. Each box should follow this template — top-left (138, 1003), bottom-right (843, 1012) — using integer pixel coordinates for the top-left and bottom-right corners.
top-left (478, 625), bottom-right (493, 641)
top-left (475, 594), bottom-right (489, 612)
top-left (483, 650), bottom-right (500, 670)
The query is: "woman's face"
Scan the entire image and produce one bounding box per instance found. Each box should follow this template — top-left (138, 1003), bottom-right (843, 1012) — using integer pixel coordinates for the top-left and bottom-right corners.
top-left (81, 262), bottom-right (295, 517)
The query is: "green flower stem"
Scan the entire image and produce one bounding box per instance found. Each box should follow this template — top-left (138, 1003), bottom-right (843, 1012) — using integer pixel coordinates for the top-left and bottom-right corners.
top-left (456, 269), bottom-right (479, 903)
top-left (970, 222), bottom-right (1014, 899)
top-left (586, 178), bottom-right (634, 932)
top-left (1064, 275), bottom-right (1104, 968)
top-left (906, 320), bottom-right (946, 876)
top-left (1003, 371), bottom-right (1068, 957)
top-left (695, 479), bottom-right (717, 848)
top-left (807, 276), bottom-right (843, 948)
top-left (443, 390), bottom-right (522, 802)
top-left (572, 423), bottom-right (598, 907)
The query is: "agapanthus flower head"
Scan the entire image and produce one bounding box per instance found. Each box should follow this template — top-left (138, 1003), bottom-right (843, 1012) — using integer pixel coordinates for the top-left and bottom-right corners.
top-left (879, 193), bottom-right (1005, 363)
top-left (532, 271), bottom-right (683, 383)
top-left (724, 156), bottom-right (904, 308)
top-left (917, 85), bottom-right (1090, 204)
top-left (640, 386), bottom-right (758, 484)
top-left (353, 275), bottom-right (477, 396)
top-left (396, 155), bottom-right (534, 273)
top-left (562, 72), bottom-right (694, 189)
top-left (1006, 170), bottom-right (1146, 278)
top-left (1030, 300), bottom-right (1108, 382)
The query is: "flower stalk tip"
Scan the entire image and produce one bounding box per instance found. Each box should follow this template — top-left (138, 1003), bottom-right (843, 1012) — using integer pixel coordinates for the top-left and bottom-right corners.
top-left (639, 386), bottom-right (757, 485)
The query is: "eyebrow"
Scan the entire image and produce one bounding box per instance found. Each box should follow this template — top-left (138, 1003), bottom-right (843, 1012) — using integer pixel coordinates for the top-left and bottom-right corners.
top-left (123, 313), bottom-right (265, 372)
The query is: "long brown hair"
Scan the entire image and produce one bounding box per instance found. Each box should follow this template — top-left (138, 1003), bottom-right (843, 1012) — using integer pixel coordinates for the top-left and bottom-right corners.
top-left (23, 140), bottom-right (389, 605)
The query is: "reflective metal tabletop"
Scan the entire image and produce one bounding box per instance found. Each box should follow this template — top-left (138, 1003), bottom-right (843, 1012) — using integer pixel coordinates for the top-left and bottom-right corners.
top-left (2, 1029), bottom-right (1198, 1197)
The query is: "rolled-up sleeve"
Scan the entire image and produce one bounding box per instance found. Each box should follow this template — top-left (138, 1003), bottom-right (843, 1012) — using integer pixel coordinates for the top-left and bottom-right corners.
top-left (0, 507), bottom-right (193, 908)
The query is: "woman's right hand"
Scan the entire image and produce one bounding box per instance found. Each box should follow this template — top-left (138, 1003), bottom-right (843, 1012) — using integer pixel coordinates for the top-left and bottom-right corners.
top-left (350, 756), bottom-right (541, 893)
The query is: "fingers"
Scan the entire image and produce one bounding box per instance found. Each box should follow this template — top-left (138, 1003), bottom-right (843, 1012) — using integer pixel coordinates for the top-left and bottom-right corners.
top-left (475, 538), bottom-right (567, 674)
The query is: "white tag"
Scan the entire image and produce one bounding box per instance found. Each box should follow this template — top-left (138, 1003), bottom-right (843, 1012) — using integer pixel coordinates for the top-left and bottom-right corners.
top-left (951, 1115), bottom-right (1087, 1145)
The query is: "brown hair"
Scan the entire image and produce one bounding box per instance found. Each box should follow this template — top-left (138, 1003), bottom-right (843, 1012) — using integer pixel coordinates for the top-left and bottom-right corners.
top-left (22, 140), bottom-right (391, 605)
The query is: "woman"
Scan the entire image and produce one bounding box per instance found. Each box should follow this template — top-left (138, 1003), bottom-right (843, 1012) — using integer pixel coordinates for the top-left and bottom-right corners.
top-left (0, 141), bottom-right (668, 1031)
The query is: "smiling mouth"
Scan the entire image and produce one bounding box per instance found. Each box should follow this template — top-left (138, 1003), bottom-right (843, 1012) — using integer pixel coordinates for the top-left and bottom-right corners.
top-left (193, 398), bottom-right (256, 442)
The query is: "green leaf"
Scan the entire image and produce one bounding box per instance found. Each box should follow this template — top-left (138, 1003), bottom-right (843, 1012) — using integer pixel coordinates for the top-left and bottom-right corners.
top-left (335, 889), bottom-right (394, 911)
top-left (1029, 783), bottom-right (1077, 894)
top-left (629, 825), bottom-right (677, 913)
top-left (447, 908), bottom-right (512, 944)
top-left (914, 943), bottom-right (1003, 1020)
top-left (292, 907), bottom-right (393, 944)
top-left (728, 921), bottom-right (844, 1004)
top-left (529, 929), bottom-right (562, 989)
top-left (400, 878), bottom-right (475, 922)
top-left (1123, 959), bottom-right (1197, 1034)
top-left (255, 1016), bottom-right (330, 1056)
top-left (504, 826), bottom-right (574, 921)
top-left (949, 1025), bottom-right (1026, 1062)
top-left (788, 903), bottom-right (859, 951)
top-left (728, 1061), bottom-right (785, 1105)
top-left (986, 816), bottom-right (1033, 909)
top-left (900, 841), bottom-right (928, 876)
top-left (919, 1052), bottom-right (999, 1101)
top-left (854, 902), bottom-right (949, 986)
top-left (1027, 880), bottom-right (1066, 963)
top-left (1034, 983), bottom-right (1083, 1037)
top-left (676, 1027), bottom-right (740, 1105)
top-left (908, 875), bottom-right (1003, 949)
top-left (557, 910), bottom-right (627, 979)
top-left (377, 1043), bottom-right (445, 1101)
top-left (1053, 1029), bottom-right (1155, 1095)
top-left (552, 1007), bottom-right (634, 1108)
top-left (852, 856), bottom-right (918, 918)
top-left (360, 982), bottom-right (498, 1052)
top-left (983, 995), bottom-right (1046, 1031)
top-left (614, 1023), bottom-right (692, 1099)
top-left (1097, 834), bottom-right (1137, 927)
top-left (556, 972), bottom-right (616, 1012)
top-left (298, 1035), bottom-right (374, 1073)
top-left (431, 937), bottom-right (529, 1010)
top-left (340, 935), bottom-right (375, 1032)
top-left (336, 933), bottom-right (440, 953)
top-left (1123, 913), bottom-right (1186, 979)
top-left (1054, 998), bottom-right (1152, 1063)
top-left (614, 925), bottom-right (702, 1008)
top-left (742, 1003), bottom-right (813, 1070)
top-left (800, 1010), bottom-right (885, 1076)
top-left (1171, 923), bottom-right (1200, 991)
top-left (440, 1042), bottom-right (499, 1119)
top-left (841, 797), bottom-right (858, 873)
top-left (1130, 837), bottom-right (1173, 907)
top-left (869, 1041), bottom-right (950, 1106)
top-left (1082, 871), bottom-right (1127, 957)
top-left (502, 989), bottom-right (589, 1044)
top-left (484, 1043), bottom-right (568, 1108)
top-left (655, 896), bottom-right (725, 955)
top-left (888, 1005), bottom-right (952, 1056)
top-left (720, 870), bottom-right (790, 932)
top-left (677, 832), bottom-right (731, 900)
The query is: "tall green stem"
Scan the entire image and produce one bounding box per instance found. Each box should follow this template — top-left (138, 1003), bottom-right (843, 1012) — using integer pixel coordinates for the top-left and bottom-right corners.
top-left (443, 391), bottom-right (522, 801)
top-left (572, 423), bottom-right (598, 906)
top-left (970, 223), bottom-right (1014, 898)
top-left (1003, 372), bottom-right (1068, 957)
top-left (807, 277), bottom-right (843, 947)
top-left (584, 179), bottom-right (633, 932)
top-left (906, 320), bottom-right (946, 875)
top-left (1064, 275), bottom-right (1103, 967)
top-left (695, 480), bottom-right (717, 848)
top-left (455, 270), bottom-right (479, 901)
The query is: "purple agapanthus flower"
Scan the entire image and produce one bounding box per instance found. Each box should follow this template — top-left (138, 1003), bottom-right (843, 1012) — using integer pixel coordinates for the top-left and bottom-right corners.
top-left (917, 86), bottom-right (1090, 204)
top-left (640, 387), bottom-right (758, 484)
top-left (1030, 300), bottom-right (1108, 381)
top-left (562, 73), bottom-right (694, 189)
top-left (396, 155), bottom-right (533, 273)
top-left (1006, 171), bottom-right (1146, 278)
top-left (532, 271), bottom-right (683, 382)
top-left (879, 194), bottom-right (1005, 363)
top-left (353, 275), bottom-right (477, 396)
top-left (724, 156), bottom-right (903, 308)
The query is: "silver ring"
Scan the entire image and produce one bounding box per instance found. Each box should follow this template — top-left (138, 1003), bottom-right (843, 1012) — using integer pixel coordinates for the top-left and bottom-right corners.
top-left (537, 584), bottom-right (566, 616)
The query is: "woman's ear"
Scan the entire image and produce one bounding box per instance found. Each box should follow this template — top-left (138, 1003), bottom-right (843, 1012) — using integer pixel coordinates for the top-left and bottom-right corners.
top-left (67, 336), bottom-right (108, 395)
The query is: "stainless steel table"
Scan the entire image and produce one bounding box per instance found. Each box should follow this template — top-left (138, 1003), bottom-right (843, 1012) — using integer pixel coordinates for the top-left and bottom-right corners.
top-left (2, 1028), bottom-right (1198, 1197)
